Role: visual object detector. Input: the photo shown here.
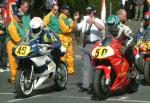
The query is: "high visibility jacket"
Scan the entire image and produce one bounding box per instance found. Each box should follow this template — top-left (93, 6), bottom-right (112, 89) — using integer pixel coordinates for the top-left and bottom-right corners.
top-left (22, 13), bottom-right (30, 32)
top-left (59, 13), bottom-right (74, 34)
top-left (43, 12), bottom-right (60, 33)
top-left (7, 18), bottom-right (26, 44)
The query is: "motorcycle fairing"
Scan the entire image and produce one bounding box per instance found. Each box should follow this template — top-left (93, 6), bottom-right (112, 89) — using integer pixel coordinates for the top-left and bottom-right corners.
top-left (31, 55), bottom-right (56, 74)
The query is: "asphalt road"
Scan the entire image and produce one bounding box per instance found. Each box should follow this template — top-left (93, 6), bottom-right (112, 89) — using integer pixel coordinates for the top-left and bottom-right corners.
top-left (0, 57), bottom-right (150, 103)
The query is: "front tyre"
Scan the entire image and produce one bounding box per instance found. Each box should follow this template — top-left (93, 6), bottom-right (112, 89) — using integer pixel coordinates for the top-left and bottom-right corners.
top-left (15, 67), bottom-right (34, 97)
top-left (92, 69), bottom-right (110, 100)
top-left (54, 62), bottom-right (68, 90)
top-left (144, 60), bottom-right (150, 85)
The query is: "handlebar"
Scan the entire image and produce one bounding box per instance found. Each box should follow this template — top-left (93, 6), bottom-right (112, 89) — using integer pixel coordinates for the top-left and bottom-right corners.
top-left (38, 44), bottom-right (51, 55)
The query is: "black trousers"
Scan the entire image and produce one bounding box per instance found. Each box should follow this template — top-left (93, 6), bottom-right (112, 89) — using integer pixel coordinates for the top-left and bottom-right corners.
top-left (0, 41), bottom-right (8, 67)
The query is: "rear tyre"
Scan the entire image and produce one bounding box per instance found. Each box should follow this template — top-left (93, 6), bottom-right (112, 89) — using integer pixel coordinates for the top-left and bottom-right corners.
top-left (127, 64), bottom-right (140, 93)
top-left (92, 69), bottom-right (110, 100)
top-left (54, 62), bottom-right (68, 90)
top-left (144, 61), bottom-right (150, 85)
top-left (137, 54), bottom-right (144, 73)
top-left (15, 67), bottom-right (34, 97)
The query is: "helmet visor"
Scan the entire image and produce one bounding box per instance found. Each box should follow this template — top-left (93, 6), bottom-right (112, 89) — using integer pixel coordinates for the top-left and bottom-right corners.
top-left (32, 27), bottom-right (41, 34)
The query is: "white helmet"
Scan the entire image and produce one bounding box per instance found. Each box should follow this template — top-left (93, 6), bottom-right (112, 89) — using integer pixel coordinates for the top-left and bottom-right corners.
top-left (30, 17), bottom-right (44, 36)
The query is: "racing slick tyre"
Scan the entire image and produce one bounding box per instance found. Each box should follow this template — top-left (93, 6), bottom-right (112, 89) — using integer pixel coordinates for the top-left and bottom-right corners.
top-left (15, 67), bottom-right (34, 97)
top-left (127, 64), bottom-right (140, 93)
top-left (54, 61), bottom-right (68, 90)
top-left (92, 69), bottom-right (110, 100)
top-left (137, 54), bottom-right (144, 73)
top-left (144, 61), bottom-right (150, 85)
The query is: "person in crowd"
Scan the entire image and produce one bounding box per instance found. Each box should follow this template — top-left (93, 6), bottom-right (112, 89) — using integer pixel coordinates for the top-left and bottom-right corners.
top-left (146, 0), bottom-right (150, 11)
top-left (125, 0), bottom-right (134, 21)
top-left (7, 10), bottom-right (26, 84)
top-left (0, 11), bottom-right (7, 69)
top-left (117, 9), bottom-right (128, 24)
top-left (5, 0), bottom-right (18, 25)
top-left (133, 0), bottom-right (145, 21)
top-left (0, 0), bottom-right (9, 70)
top-left (58, 4), bottom-right (75, 75)
top-left (43, 4), bottom-right (60, 34)
top-left (18, 0), bottom-right (30, 33)
top-left (120, 0), bottom-right (126, 9)
top-left (74, 5), bottom-right (105, 92)
top-left (138, 11), bottom-right (150, 39)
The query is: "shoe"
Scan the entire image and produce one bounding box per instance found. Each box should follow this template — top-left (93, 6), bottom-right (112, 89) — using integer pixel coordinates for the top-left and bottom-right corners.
top-left (7, 79), bottom-right (15, 84)
top-left (91, 95), bottom-right (100, 100)
top-left (79, 87), bottom-right (89, 92)
top-left (68, 71), bottom-right (75, 75)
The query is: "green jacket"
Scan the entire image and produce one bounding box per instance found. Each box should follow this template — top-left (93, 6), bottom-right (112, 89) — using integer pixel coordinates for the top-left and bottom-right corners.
top-left (6, 20), bottom-right (26, 43)
top-left (22, 13), bottom-right (30, 33)
top-left (43, 12), bottom-right (60, 34)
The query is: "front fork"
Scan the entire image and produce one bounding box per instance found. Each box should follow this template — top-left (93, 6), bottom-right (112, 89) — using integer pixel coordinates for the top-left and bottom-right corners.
top-left (95, 65), bottom-right (111, 85)
top-left (29, 65), bottom-right (34, 81)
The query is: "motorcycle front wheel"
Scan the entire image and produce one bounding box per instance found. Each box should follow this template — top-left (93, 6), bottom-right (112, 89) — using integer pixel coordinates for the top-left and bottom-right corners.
top-left (15, 67), bottom-right (34, 97)
top-left (54, 61), bottom-right (68, 90)
top-left (92, 69), bottom-right (110, 100)
top-left (144, 60), bottom-right (150, 85)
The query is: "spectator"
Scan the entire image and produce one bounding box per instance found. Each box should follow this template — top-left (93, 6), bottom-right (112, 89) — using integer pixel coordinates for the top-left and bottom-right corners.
top-left (7, 10), bottom-right (26, 84)
top-left (43, 4), bottom-right (60, 34)
top-left (5, 0), bottom-right (18, 25)
top-left (117, 9), bottom-right (127, 24)
top-left (125, 0), bottom-right (134, 21)
top-left (0, 10), bottom-right (7, 69)
top-left (58, 4), bottom-right (75, 75)
top-left (120, 0), bottom-right (126, 9)
top-left (133, 0), bottom-right (145, 21)
top-left (18, 0), bottom-right (30, 33)
top-left (147, 0), bottom-right (150, 11)
top-left (74, 5), bottom-right (105, 92)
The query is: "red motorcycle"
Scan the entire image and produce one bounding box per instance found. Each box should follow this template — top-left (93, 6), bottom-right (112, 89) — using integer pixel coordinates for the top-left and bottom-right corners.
top-left (91, 37), bottom-right (139, 100)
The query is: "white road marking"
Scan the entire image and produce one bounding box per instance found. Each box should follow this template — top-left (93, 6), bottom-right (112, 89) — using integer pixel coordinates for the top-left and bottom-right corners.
top-left (8, 95), bottom-right (42, 103)
top-left (118, 96), bottom-right (129, 100)
top-left (0, 93), bottom-right (15, 95)
top-left (108, 98), bottom-right (150, 103)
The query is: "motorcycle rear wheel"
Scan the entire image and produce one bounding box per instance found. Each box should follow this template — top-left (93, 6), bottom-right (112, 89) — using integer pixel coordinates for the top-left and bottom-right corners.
top-left (54, 62), bottom-right (68, 90)
top-left (137, 54), bottom-right (144, 73)
top-left (144, 60), bottom-right (150, 85)
top-left (92, 69), bottom-right (110, 100)
top-left (126, 64), bottom-right (140, 93)
top-left (15, 67), bottom-right (34, 97)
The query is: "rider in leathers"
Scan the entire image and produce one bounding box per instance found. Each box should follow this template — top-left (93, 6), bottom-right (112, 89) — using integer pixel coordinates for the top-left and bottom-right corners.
top-left (28, 17), bottom-right (61, 62)
top-left (106, 15), bottom-right (138, 66)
